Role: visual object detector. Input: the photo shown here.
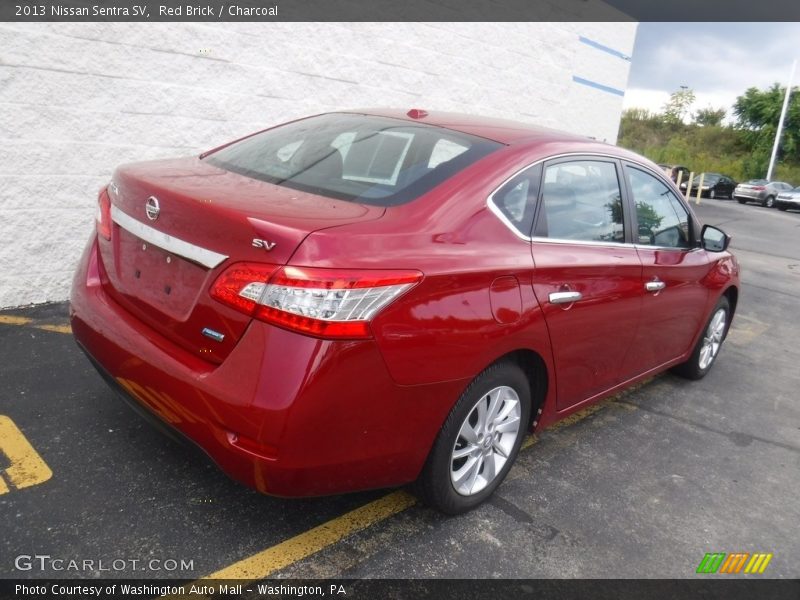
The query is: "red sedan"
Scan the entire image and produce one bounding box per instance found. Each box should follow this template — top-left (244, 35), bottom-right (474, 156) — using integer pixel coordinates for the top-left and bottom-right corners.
top-left (70, 109), bottom-right (739, 514)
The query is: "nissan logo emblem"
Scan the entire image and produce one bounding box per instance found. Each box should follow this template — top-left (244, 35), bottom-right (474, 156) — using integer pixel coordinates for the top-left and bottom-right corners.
top-left (145, 196), bottom-right (160, 221)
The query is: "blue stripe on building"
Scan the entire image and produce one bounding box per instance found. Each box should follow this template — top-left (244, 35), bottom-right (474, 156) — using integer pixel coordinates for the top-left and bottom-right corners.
top-left (578, 36), bottom-right (631, 61)
top-left (572, 76), bottom-right (625, 97)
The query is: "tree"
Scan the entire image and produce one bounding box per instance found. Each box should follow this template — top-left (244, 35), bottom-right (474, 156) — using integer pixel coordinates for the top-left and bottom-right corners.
top-left (622, 107), bottom-right (655, 121)
top-left (733, 83), bottom-right (800, 176)
top-left (662, 87), bottom-right (696, 124)
top-left (694, 107), bottom-right (726, 127)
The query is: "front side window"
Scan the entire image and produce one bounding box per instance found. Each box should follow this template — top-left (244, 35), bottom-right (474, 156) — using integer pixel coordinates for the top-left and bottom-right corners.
top-left (627, 167), bottom-right (692, 248)
top-left (204, 113), bottom-right (501, 206)
top-left (536, 160), bottom-right (624, 243)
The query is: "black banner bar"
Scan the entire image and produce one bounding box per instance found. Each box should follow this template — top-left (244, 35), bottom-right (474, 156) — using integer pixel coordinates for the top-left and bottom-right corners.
top-left (1, 579), bottom-right (799, 600)
top-left (3, 0), bottom-right (800, 22)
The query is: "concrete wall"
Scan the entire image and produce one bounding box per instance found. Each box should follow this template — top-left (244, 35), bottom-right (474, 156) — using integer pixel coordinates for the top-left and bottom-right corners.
top-left (0, 22), bottom-right (637, 308)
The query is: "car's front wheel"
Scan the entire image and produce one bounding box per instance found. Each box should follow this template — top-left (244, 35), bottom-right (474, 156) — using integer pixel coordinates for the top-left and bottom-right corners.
top-left (709, 189), bottom-right (716, 199)
top-left (672, 296), bottom-right (730, 380)
top-left (415, 361), bottom-right (532, 514)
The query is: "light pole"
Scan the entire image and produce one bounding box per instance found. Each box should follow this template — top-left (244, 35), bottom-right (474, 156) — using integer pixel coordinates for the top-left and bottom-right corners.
top-left (767, 59), bottom-right (797, 181)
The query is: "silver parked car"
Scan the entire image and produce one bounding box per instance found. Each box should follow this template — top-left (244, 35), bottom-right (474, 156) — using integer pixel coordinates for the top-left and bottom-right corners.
top-left (774, 186), bottom-right (800, 212)
top-left (733, 179), bottom-right (794, 208)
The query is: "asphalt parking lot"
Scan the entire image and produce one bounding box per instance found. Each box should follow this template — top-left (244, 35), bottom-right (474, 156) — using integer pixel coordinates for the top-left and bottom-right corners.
top-left (1, 197), bottom-right (798, 582)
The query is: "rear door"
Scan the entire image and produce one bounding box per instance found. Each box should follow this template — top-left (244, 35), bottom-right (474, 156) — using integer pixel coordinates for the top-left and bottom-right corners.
top-left (620, 163), bottom-right (711, 372)
top-left (530, 157), bottom-right (643, 410)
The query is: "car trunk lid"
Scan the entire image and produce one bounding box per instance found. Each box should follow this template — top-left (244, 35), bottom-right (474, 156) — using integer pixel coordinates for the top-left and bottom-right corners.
top-left (97, 156), bottom-right (384, 363)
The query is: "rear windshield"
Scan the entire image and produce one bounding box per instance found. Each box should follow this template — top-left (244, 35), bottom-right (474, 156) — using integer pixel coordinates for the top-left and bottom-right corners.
top-left (204, 113), bottom-right (502, 206)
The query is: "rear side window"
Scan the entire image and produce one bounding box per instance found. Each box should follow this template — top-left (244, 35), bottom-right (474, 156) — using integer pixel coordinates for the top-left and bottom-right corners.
top-left (204, 114), bottom-right (501, 206)
top-left (489, 163), bottom-right (542, 236)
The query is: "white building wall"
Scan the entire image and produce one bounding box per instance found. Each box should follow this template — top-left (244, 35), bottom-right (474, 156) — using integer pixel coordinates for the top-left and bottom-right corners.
top-left (0, 21), bottom-right (637, 308)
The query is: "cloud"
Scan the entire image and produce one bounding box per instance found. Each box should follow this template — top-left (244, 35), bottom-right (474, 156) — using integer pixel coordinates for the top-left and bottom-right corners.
top-left (628, 23), bottom-right (800, 96)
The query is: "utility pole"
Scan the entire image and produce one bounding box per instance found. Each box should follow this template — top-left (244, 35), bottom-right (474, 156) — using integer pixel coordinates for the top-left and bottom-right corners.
top-left (767, 59), bottom-right (797, 181)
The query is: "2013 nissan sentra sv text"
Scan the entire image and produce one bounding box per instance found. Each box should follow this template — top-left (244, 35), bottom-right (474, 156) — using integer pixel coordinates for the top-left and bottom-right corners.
top-left (70, 109), bottom-right (740, 513)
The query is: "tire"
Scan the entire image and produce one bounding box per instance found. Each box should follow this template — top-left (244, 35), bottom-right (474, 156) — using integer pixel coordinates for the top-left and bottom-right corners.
top-left (736, 198), bottom-right (747, 204)
top-left (415, 361), bottom-right (532, 514)
top-left (672, 296), bottom-right (730, 380)
top-left (763, 196), bottom-right (775, 208)
top-left (709, 189), bottom-right (716, 199)
top-left (778, 205), bottom-right (788, 211)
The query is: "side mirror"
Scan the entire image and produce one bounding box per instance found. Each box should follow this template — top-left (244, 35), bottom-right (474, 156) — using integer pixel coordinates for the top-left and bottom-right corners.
top-left (701, 224), bottom-right (731, 252)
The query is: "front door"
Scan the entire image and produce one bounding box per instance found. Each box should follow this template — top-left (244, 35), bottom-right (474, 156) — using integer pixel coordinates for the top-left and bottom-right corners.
top-left (621, 163), bottom-right (712, 373)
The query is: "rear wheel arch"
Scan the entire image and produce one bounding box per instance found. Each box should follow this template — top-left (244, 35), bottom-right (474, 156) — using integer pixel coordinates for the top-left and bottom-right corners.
top-left (722, 286), bottom-right (738, 334)
top-left (485, 348), bottom-right (548, 431)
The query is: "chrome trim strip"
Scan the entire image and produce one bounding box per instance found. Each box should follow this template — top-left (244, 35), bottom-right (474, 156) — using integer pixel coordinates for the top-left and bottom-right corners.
top-left (111, 205), bottom-right (228, 269)
top-left (527, 238), bottom-right (700, 251)
top-left (486, 198), bottom-right (532, 242)
top-left (486, 151), bottom-right (687, 244)
top-left (530, 236), bottom-right (629, 248)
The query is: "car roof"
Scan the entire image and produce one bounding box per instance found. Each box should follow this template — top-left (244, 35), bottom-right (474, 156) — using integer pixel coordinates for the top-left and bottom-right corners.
top-left (342, 108), bottom-right (596, 146)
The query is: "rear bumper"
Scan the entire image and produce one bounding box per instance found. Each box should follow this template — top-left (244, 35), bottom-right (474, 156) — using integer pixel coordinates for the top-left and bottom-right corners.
top-left (70, 237), bottom-right (465, 496)
top-left (733, 190), bottom-right (765, 201)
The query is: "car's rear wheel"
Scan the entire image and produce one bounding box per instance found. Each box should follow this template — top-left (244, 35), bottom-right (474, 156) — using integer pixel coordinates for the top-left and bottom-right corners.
top-left (763, 196), bottom-right (775, 208)
top-left (736, 198), bottom-right (747, 204)
top-left (672, 296), bottom-right (730, 380)
top-left (415, 361), bottom-right (531, 514)
top-left (777, 204), bottom-right (788, 211)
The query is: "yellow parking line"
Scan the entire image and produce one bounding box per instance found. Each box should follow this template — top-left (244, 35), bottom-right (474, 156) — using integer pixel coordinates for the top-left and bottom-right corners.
top-left (0, 476), bottom-right (9, 495)
top-left (198, 432), bottom-right (547, 582)
top-left (0, 416), bottom-right (52, 493)
top-left (0, 315), bottom-right (32, 326)
top-left (0, 314), bottom-right (71, 334)
top-left (35, 324), bottom-right (72, 334)
top-left (203, 490), bottom-right (416, 580)
top-left (191, 379), bottom-right (658, 581)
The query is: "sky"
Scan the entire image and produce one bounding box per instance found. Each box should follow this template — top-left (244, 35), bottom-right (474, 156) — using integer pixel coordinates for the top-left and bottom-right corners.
top-left (624, 23), bottom-right (800, 121)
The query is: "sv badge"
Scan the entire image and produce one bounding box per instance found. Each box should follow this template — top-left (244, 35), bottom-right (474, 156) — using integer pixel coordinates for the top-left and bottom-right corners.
top-left (252, 239), bottom-right (277, 251)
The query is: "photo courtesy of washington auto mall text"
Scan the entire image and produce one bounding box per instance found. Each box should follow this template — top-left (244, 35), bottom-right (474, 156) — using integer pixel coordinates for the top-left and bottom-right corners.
top-left (14, 583), bottom-right (347, 597)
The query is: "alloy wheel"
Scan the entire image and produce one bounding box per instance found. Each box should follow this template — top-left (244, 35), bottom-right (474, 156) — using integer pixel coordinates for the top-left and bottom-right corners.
top-left (698, 308), bottom-right (727, 370)
top-left (450, 385), bottom-right (522, 496)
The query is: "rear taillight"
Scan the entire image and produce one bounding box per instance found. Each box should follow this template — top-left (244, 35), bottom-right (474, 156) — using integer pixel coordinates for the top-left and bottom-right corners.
top-left (96, 187), bottom-right (112, 240)
top-left (210, 264), bottom-right (422, 339)
top-left (753, 186), bottom-right (766, 190)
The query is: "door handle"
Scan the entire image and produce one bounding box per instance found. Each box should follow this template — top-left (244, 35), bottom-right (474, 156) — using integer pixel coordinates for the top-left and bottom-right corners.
top-left (549, 291), bottom-right (582, 304)
top-left (645, 280), bottom-right (666, 292)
